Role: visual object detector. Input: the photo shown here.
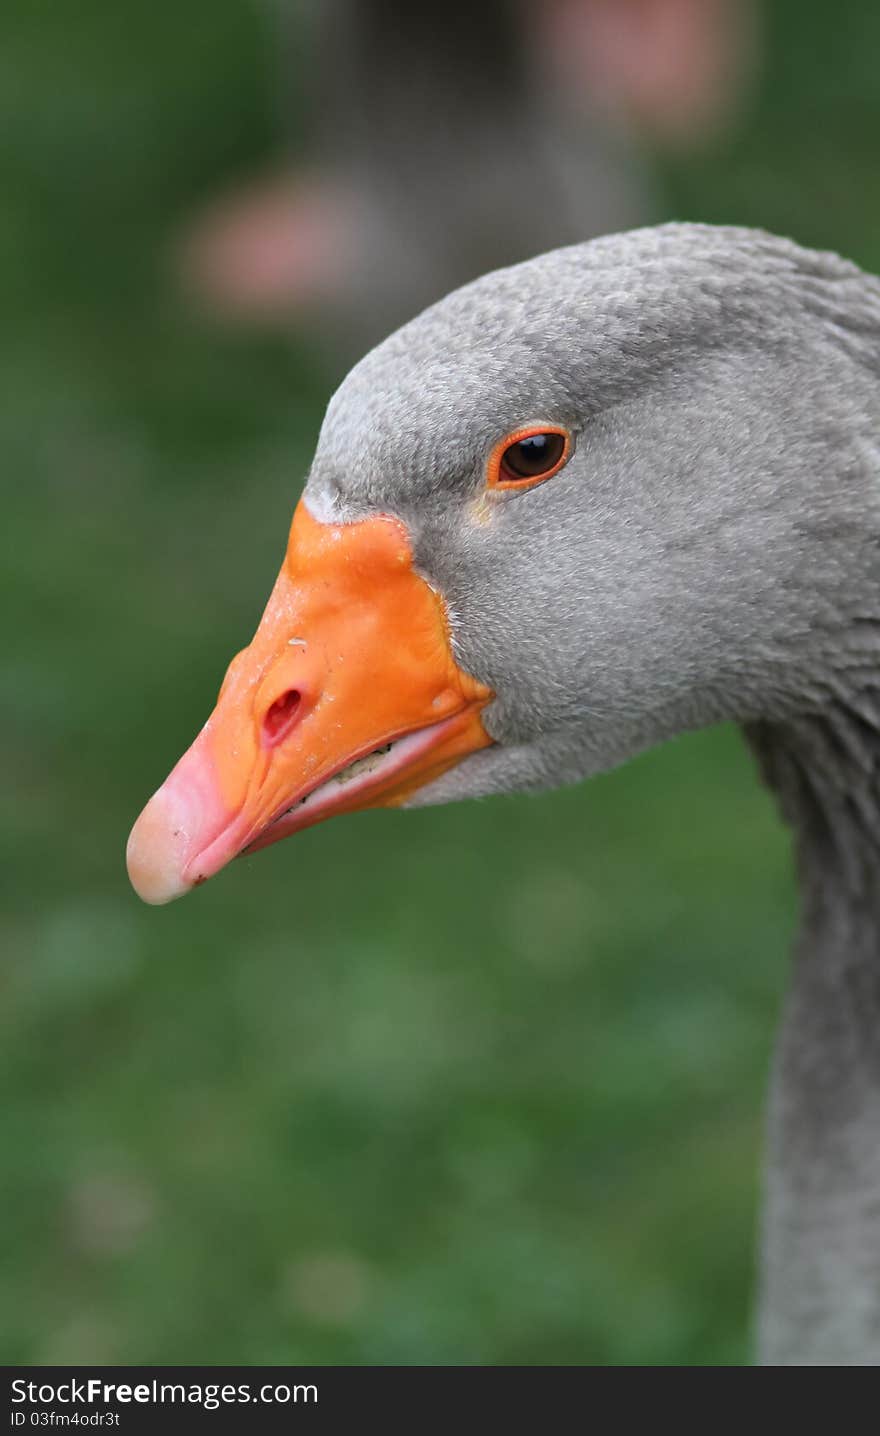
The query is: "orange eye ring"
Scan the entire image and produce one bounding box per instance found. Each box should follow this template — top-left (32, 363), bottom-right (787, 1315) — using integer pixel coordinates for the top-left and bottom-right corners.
top-left (487, 424), bottom-right (572, 492)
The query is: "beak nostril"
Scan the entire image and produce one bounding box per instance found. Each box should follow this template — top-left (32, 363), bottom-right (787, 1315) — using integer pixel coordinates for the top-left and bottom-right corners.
top-left (262, 688), bottom-right (303, 747)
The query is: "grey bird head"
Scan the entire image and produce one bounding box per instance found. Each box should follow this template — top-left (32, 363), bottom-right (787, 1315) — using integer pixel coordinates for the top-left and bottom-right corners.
top-left (127, 223), bottom-right (880, 902)
top-left (308, 222), bottom-right (880, 801)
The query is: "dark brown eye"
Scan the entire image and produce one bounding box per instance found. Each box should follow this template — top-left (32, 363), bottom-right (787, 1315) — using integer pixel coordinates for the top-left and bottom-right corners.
top-left (491, 426), bottom-right (571, 490)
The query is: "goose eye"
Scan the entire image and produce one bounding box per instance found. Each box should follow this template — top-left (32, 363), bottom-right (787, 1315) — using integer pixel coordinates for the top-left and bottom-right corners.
top-left (492, 426), bottom-right (570, 490)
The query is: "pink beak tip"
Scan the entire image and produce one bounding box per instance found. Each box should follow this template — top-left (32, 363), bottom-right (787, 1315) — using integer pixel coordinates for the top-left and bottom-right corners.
top-left (126, 787), bottom-right (198, 906)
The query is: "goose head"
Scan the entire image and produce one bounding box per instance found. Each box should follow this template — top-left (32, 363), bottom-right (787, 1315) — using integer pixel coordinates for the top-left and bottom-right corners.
top-left (127, 223), bottom-right (880, 904)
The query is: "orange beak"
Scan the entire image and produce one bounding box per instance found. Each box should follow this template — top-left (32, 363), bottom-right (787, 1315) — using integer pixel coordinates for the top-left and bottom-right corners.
top-left (126, 501), bottom-right (494, 904)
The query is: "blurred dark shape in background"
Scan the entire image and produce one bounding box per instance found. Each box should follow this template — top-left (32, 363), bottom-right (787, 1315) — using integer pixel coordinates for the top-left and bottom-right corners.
top-left (4, 0), bottom-right (880, 1367)
top-left (179, 0), bottom-right (756, 355)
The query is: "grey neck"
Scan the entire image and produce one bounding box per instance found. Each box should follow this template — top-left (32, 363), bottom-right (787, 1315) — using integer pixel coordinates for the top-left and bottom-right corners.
top-left (744, 699), bottom-right (880, 1364)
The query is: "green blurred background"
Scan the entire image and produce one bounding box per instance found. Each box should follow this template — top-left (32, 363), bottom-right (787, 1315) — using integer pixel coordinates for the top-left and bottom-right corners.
top-left (3, 0), bottom-right (879, 1366)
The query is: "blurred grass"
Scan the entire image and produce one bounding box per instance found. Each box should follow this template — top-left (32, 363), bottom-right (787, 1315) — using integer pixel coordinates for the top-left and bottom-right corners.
top-left (2, 0), bottom-right (879, 1365)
